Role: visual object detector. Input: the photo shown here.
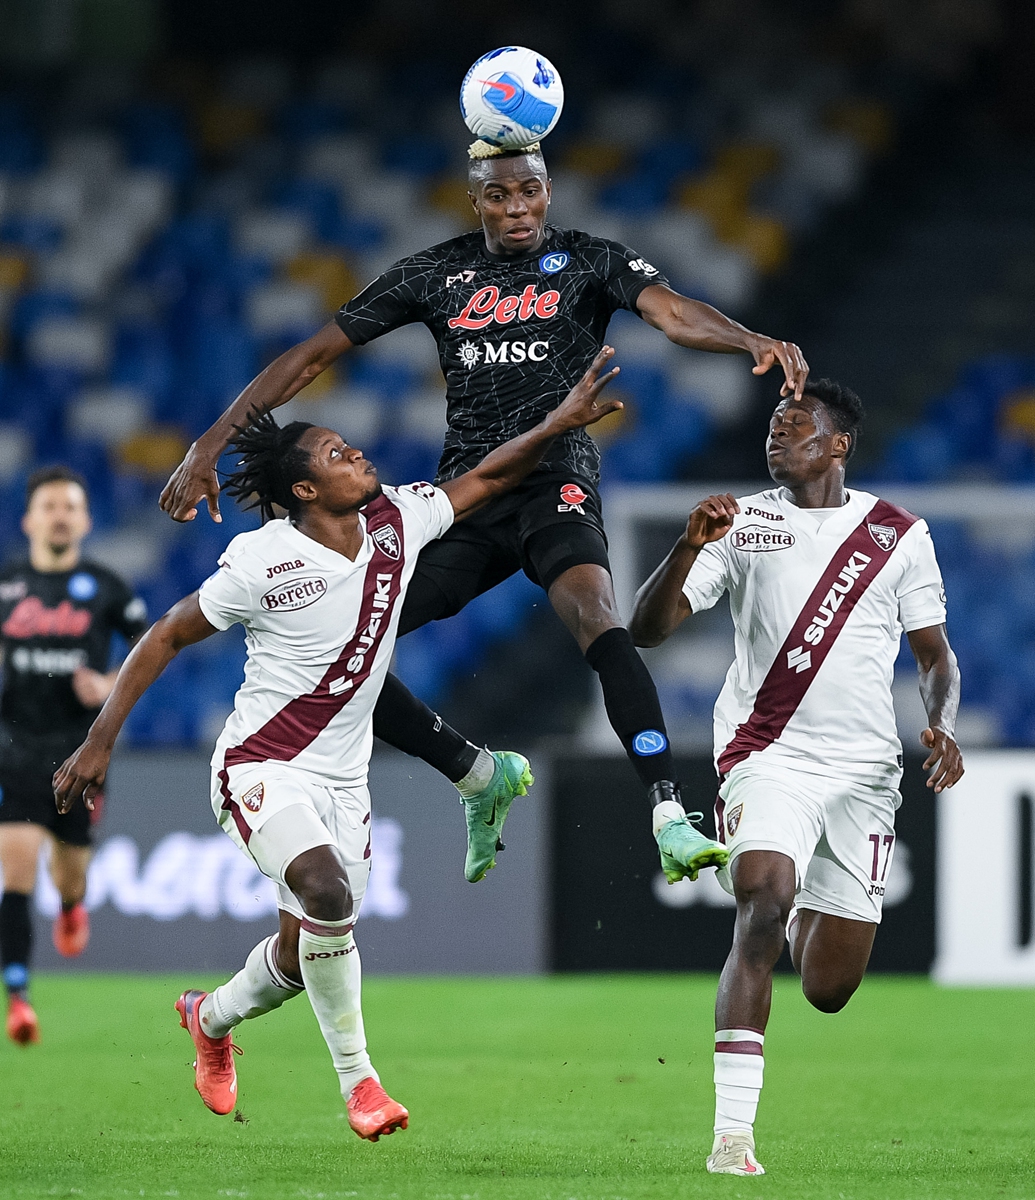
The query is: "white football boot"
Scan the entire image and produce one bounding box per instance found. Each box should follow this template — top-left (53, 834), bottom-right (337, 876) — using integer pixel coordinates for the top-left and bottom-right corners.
top-left (706, 1131), bottom-right (766, 1175)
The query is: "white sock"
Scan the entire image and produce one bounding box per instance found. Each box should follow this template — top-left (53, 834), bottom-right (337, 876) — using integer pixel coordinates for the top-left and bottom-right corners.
top-left (297, 915), bottom-right (377, 1100)
top-left (652, 798), bottom-right (686, 834)
top-left (200, 935), bottom-right (302, 1038)
top-left (714, 1029), bottom-right (765, 1135)
top-left (456, 747), bottom-right (495, 799)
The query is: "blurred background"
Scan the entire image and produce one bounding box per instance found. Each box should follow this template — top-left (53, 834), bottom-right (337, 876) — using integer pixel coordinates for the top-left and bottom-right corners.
top-left (1, 0), bottom-right (1033, 755)
top-left (2, 0), bottom-right (1035, 978)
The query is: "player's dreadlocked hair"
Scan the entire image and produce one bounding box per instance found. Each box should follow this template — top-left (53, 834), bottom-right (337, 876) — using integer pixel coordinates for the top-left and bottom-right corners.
top-left (467, 140), bottom-right (547, 186)
top-left (222, 410), bottom-right (315, 522)
top-left (801, 377), bottom-right (865, 460)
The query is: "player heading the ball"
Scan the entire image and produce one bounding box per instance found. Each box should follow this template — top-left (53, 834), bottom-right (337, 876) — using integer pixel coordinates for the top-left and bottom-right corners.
top-left (54, 350), bottom-right (622, 1139)
top-left (159, 52), bottom-right (810, 892)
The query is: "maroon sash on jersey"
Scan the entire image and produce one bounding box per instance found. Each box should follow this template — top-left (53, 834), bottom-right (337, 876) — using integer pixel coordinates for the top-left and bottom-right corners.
top-left (218, 494), bottom-right (406, 842)
top-left (716, 499), bottom-right (918, 777)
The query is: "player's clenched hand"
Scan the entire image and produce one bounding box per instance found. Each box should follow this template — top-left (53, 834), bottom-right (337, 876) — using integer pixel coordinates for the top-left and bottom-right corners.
top-left (685, 493), bottom-right (739, 548)
top-left (749, 336), bottom-right (809, 401)
top-left (920, 727), bottom-right (964, 792)
top-left (550, 345), bottom-right (623, 431)
top-left (159, 443), bottom-right (223, 524)
top-left (53, 740), bottom-right (111, 814)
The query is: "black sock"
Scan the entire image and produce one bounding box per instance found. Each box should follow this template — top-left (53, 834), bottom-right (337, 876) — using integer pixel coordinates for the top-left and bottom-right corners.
top-left (0, 891), bottom-right (32, 997)
top-left (373, 673), bottom-right (479, 783)
top-left (584, 627), bottom-right (676, 791)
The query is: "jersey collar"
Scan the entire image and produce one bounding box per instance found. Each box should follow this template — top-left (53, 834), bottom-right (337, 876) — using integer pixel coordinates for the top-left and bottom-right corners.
top-left (479, 225), bottom-right (557, 265)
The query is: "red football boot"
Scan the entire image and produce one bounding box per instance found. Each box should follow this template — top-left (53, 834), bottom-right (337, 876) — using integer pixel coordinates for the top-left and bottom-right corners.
top-left (6, 995), bottom-right (40, 1045)
top-left (346, 1077), bottom-right (409, 1141)
top-left (175, 989), bottom-right (240, 1115)
top-left (53, 904), bottom-right (90, 957)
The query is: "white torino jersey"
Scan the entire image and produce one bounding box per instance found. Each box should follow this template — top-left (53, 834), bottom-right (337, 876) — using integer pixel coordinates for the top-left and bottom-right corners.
top-left (681, 487), bottom-right (946, 780)
top-left (198, 483), bottom-right (454, 788)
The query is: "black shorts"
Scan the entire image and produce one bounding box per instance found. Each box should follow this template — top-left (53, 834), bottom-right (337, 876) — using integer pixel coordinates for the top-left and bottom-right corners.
top-left (399, 471), bottom-right (610, 635)
top-left (0, 729), bottom-right (99, 847)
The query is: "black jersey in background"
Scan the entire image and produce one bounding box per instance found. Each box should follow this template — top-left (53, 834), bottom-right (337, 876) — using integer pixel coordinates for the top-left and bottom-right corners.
top-left (336, 226), bottom-right (668, 485)
top-left (0, 560), bottom-right (147, 741)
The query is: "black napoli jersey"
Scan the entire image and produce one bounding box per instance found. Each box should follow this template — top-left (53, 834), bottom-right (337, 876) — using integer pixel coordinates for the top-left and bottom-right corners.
top-left (0, 559), bottom-right (147, 739)
top-left (336, 226), bottom-right (668, 484)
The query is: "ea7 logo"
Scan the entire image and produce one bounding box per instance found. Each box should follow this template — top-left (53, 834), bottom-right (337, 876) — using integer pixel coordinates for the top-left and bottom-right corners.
top-left (558, 483), bottom-right (587, 514)
top-left (446, 270), bottom-right (477, 287)
top-left (372, 525), bottom-right (401, 561)
top-left (786, 646), bottom-right (812, 674)
top-left (868, 523), bottom-right (897, 551)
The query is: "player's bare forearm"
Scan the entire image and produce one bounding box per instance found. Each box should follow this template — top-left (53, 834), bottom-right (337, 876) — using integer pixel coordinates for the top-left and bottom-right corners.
top-left (443, 346), bottom-right (622, 520)
top-left (631, 492), bottom-right (739, 646)
top-left (160, 322), bottom-right (353, 523)
top-left (630, 541), bottom-right (698, 647)
top-left (635, 285), bottom-right (808, 400)
top-left (907, 624), bottom-right (963, 791)
top-left (53, 595), bottom-right (218, 812)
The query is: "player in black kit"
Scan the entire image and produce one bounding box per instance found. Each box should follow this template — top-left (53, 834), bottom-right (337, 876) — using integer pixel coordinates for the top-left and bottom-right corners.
top-left (160, 139), bottom-right (808, 886)
top-left (0, 467), bottom-right (146, 1044)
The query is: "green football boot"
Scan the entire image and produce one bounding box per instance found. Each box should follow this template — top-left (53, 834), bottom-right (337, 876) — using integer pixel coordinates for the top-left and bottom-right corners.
top-left (462, 751), bottom-right (534, 883)
top-left (656, 812), bottom-right (729, 883)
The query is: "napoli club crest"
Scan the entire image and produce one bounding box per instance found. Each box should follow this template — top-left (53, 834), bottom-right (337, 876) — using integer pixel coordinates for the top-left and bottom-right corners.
top-left (868, 523), bottom-right (897, 551)
top-left (373, 525), bottom-right (401, 561)
top-left (726, 804), bottom-right (743, 839)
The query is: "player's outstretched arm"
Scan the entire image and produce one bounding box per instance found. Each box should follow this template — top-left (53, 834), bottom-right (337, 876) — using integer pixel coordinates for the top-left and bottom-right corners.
top-left (53, 595), bottom-right (219, 813)
top-left (629, 493), bottom-right (739, 648)
top-left (441, 345), bottom-right (623, 521)
top-left (906, 623), bottom-right (964, 792)
top-left (160, 322), bottom-right (353, 524)
top-left (635, 284), bottom-right (809, 401)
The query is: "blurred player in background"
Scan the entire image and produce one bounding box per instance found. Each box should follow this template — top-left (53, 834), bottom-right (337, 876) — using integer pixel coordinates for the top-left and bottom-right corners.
top-left (0, 467), bottom-right (147, 1045)
top-left (55, 350), bottom-right (621, 1138)
top-left (159, 138), bottom-right (809, 886)
top-left (630, 380), bottom-right (963, 1175)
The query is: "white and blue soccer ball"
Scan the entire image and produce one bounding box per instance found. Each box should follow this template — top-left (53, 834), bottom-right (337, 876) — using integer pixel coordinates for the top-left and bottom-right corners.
top-left (460, 47), bottom-right (564, 149)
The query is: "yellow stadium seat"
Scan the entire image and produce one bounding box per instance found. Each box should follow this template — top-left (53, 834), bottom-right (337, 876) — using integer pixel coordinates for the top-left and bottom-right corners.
top-left (287, 251), bottom-right (359, 311)
top-left (714, 142), bottom-right (781, 185)
top-left (826, 100), bottom-right (895, 154)
top-left (429, 178), bottom-right (480, 226)
top-left (0, 253), bottom-right (30, 291)
top-left (677, 169), bottom-right (750, 241)
top-left (1001, 392), bottom-right (1035, 441)
top-left (727, 212), bottom-right (790, 274)
top-left (560, 140), bottom-right (628, 177)
top-left (198, 101), bottom-right (264, 155)
top-left (118, 427), bottom-right (190, 477)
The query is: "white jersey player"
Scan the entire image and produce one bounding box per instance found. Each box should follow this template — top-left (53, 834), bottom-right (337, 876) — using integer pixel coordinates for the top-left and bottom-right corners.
top-left (54, 346), bottom-right (623, 1142)
top-left (630, 379), bottom-right (963, 1177)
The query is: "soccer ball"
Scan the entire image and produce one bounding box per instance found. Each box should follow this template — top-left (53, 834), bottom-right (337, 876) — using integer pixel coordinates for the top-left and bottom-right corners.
top-left (460, 47), bottom-right (564, 149)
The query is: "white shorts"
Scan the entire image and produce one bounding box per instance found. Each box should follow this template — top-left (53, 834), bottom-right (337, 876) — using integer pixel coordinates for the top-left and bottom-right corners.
top-left (212, 762), bottom-right (372, 922)
top-left (716, 759), bottom-right (902, 924)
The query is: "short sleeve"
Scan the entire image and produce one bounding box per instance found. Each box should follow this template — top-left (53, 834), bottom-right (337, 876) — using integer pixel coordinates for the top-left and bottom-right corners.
top-left (197, 552), bottom-right (253, 631)
top-left (681, 539), bottom-right (732, 613)
top-left (594, 238), bottom-right (669, 315)
top-left (335, 255), bottom-right (429, 346)
top-left (392, 482), bottom-right (455, 548)
top-left (897, 521), bottom-right (947, 632)
top-left (107, 574), bottom-right (148, 639)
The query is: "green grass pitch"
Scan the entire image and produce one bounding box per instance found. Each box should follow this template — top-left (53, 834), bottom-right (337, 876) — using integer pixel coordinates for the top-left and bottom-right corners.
top-left (0, 973), bottom-right (1032, 1200)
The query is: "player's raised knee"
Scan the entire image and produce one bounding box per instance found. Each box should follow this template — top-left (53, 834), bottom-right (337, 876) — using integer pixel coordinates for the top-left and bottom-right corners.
top-left (284, 847), bottom-right (353, 922)
top-left (801, 975), bottom-right (859, 1014)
